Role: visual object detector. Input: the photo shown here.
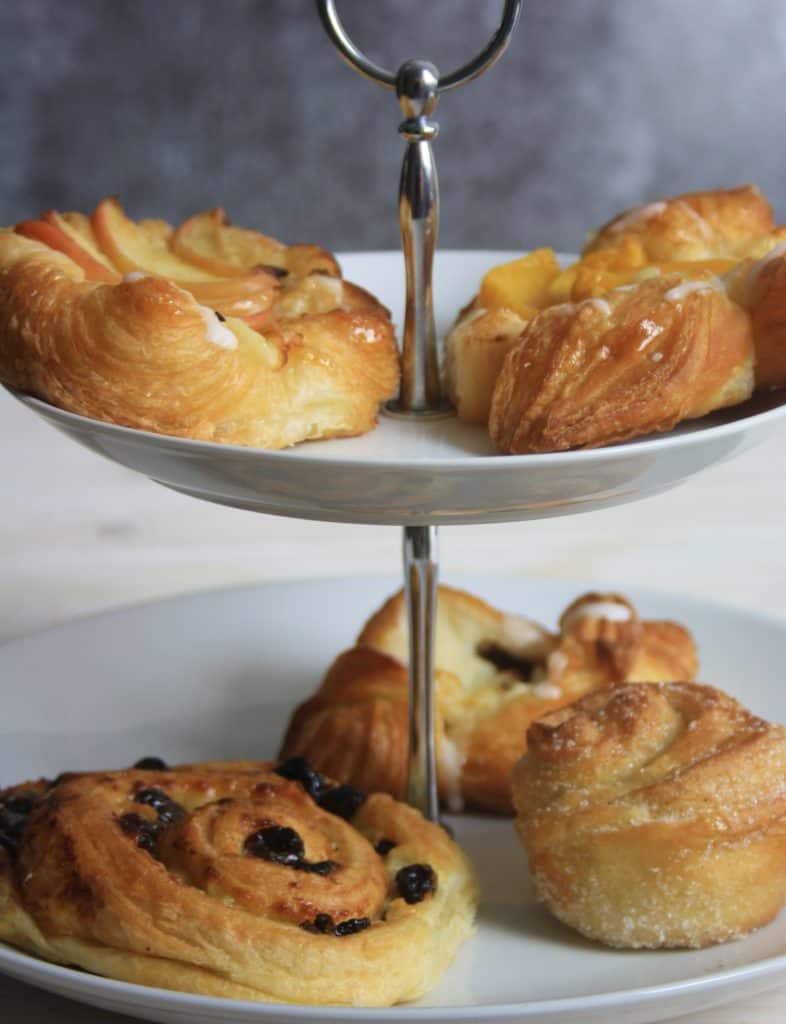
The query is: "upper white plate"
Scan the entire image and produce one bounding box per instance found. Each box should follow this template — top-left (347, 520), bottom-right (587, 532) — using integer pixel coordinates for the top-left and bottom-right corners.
top-left (3, 577), bottom-right (786, 1024)
top-left (8, 251), bottom-right (786, 525)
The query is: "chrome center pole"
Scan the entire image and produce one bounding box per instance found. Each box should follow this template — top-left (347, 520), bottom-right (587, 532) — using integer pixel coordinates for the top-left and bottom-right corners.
top-left (315, 0), bottom-right (522, 821)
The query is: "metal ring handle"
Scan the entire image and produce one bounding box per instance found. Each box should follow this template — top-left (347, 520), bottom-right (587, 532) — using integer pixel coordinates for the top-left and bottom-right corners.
top-left (316, 0), bottom-right (522, 92)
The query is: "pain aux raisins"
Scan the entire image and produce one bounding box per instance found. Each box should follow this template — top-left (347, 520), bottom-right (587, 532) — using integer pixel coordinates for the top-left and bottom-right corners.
top-left (275, 757), bottom-right (367, 820)
top-left (300, 913), bottom-right (371, 936)
top-left (395, 863), bottom-right (437, 904)
top-left (244, 824), bottom-right (336, 875)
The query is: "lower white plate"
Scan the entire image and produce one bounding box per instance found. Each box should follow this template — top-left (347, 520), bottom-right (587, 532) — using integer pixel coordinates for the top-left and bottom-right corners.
top-left (3, 577), bottom-right (786, 1024)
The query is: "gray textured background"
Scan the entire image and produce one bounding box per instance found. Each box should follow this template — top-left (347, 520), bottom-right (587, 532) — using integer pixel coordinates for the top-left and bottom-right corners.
top-left (1, 0), bottom-right (786, 253)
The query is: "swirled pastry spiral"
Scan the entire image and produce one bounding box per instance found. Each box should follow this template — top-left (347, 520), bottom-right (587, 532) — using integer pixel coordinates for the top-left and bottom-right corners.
top-left (0, 758), bottom-right (477, 1006)
top-left (280, 587), bottom-right (697, 815)
top-left (446, 184), bottom-right (786, 448)
top-left (0, 200), bottom-right (399, 448)
top-left (513, 682), bottom-right (786, 949)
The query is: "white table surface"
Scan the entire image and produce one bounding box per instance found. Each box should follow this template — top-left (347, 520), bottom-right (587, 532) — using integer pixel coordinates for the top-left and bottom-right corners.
top-left (3, 385), bottom-right (786, 1022)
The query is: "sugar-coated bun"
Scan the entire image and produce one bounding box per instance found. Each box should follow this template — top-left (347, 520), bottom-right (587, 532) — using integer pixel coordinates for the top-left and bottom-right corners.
top-left (513, 682), bottom-right (786, 948)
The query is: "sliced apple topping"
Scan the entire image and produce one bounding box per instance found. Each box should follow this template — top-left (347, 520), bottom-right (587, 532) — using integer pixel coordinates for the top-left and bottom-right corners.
top-left (15, 213), bottom-right (120, 284)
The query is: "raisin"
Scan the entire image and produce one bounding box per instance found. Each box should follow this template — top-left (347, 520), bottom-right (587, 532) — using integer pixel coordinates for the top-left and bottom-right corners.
top-left (375, 838), bottom-right (397, 856)
top-left (318, 784), bottom-right (366, 821)
top-left (275, 757), bottom-right (327, 801)
top-left (395, 863), bottom-right (437, 904)
top-left (132, 757), bottom-right (169, 771)
top-left (334, 917), bottom-right (371, 937)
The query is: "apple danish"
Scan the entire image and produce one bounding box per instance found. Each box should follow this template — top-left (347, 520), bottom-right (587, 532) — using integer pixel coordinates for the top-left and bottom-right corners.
top-left (280, 587), bottom-right (697, 815)
top-left (0, 200), bottom-right (399, 448)
top-left (513, 682), bottom-right (786, 949)
top-left (0, 758), bottom-right (477, 1006)
top-left (446, 184), bottom-right (786, 450)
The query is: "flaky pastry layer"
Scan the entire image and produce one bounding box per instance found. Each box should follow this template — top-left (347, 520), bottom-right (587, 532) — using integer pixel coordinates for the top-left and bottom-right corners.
top-left (0, 200), bottom-right (400, 448)
top-left (513, 682), bottom-right (786, 948)
top-left (446, 184), bottom-right (786, 450)
top-left (280, 587), bottom-right (697, 815)
top-left (0, 759), bottom-right (477, 1006)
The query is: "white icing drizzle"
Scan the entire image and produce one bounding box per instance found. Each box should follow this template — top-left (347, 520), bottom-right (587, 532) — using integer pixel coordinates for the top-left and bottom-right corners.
top-left (611, 201), bottom-right (667, 232)
top-left (529, 682), bottom-right (563, 700)
top-left (196, 305), bottom-right (237, 350)
top-left (122, 271), bottom-right (147, 282)
top-left (562, 600), bottom-right (632, 630)
top-left (439, 735), bottom-right (466, 814)
top-left (664, 278), bottom-right (724, 303)
top-left (583, 297), bottom-right (612, 316)
top-left (637, 318), bottom-right (665, 350)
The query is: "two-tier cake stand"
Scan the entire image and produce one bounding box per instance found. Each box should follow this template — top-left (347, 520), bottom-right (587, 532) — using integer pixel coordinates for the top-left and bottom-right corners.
top-left (6, 3), bottom-right (786, 1022)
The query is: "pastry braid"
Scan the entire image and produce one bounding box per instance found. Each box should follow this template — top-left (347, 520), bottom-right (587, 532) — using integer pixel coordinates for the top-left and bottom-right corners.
top-left (0, 200), bottom-right (399, 448)
top-left (280, 587), bottom-right (697, 815)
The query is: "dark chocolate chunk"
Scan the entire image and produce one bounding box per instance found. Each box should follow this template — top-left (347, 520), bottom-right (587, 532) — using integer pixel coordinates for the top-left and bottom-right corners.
top-left (132, 757), bottom-right (169, 771)
top-left (275, 757), bottom-right (328, 801)
top-left (395, 863), bottom-right (437, 904)
top-left (255, 263), bottom-right (289, 278)
top-left (318, 784), bottom-right (366, 821)
top-left (477, 642), bottom-right (536, 681)
top-left (214, 311), bottom-right (226, 322)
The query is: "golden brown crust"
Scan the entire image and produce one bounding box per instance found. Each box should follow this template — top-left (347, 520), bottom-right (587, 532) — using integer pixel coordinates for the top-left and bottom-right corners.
top-left (280, 587), bottom-right (698, 815)
top-left (0, 760), bottom-right (476, 1006)
top-left (583, 185), bottom-right (774, 261)
top-left (512, 682), bottom-right (786, 949)
top-left (449, 186), bottom-right (786, 447)
top-left (488, 275), bottom-right (754, 453)
top-left (0, 201), bottom-right (400, 449)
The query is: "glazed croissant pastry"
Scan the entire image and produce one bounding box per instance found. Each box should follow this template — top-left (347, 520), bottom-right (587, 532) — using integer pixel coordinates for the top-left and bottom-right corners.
top-left (0, 199), bottom-right (399, 448)
top-left (0, 758), bottom-right (477, 1006)
top-left (513, 682), bottom-right (786, 949)
top-left (447, 184), bottom-right (786, 450)
top-left (280, 587), bottom-right (697, 815)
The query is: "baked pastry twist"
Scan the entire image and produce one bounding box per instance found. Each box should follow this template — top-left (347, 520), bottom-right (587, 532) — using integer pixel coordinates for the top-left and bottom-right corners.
top-left (0, 758), bottom-right (476, 1006)
top-left (513, 682), bottom-right (786, 949)
top-left (281, 587), bottom-right (697, 815)
top-left (0, 200), bottom-right (399, 448)
top-left (447, 184), bottom-right (786, 449)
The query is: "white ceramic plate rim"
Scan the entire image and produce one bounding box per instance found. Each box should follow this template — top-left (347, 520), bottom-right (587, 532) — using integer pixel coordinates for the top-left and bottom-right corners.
top-left (2, 939), bottom-right (786, 1021)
